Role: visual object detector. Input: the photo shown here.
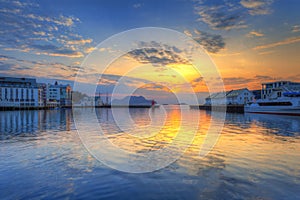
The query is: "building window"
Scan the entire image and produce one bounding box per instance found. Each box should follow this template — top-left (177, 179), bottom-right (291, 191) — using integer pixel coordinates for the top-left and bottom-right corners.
top-left (16, 89), bottom-right (18, 100)
top-left (5, 88), bottom-right (7, 100)
top-left (10, 88), bottom-right (13, 100)
top-left (26, 89), bottom-right (29, 100)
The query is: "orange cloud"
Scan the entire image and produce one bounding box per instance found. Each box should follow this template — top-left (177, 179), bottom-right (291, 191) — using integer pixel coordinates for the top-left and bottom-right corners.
top-left (247, 31), bottom-right (264, 37)
top-left (253, 36), bottom-right (300, 50)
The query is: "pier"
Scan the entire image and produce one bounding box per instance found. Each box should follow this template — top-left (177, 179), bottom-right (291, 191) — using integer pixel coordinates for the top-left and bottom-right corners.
top-left (190, 104), bottom-right (245, 113)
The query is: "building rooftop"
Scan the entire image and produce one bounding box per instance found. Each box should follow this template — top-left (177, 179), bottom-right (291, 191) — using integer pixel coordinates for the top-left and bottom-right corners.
top-left (206, 92), bottom-right (227, 99)
top-left (207, 88), bottom-right (249, 99)
top-left (0, 76), bottom-right (37, 87)
top-left (227, 88), bottom-right (248, 97)
top-left (262, 80), bottom-right (300, 85)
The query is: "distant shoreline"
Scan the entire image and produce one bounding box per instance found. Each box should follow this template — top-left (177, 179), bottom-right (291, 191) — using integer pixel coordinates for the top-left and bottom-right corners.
top-left (0, 105), bottom-right (158, 111)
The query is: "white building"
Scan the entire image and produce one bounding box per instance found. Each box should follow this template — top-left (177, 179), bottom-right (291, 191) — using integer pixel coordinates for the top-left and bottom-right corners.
top-left (261, 81), bottom-right (300, 100)
top-left (47, 81), bottom-right (72, 108)
top-left (205, 88), bottom-right (254, 105)
top-left (73, 96), bottom-right (95, 107)
top-left (0, 77), bottom-right (73, 109)
top-left (205, 92), bottom-right (227, 105)
top-left (226, 88), bottom-right (254, 105)
top-left (0, 77), bottom-right (40, 108)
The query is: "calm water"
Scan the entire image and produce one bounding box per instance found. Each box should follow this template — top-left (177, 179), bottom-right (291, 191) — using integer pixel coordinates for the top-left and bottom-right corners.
top-left (0, 106), bottom-right (300, 200)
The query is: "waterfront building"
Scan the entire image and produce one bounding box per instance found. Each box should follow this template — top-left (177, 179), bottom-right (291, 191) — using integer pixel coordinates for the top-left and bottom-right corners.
top-left (0, 77), bottom-right (39, 108)
top-left (226, 88), bottom-right (254, 105)
top-left (37, 83), bottom-right (47, 107)
top-left (0, 77), bottom-right (72, 109)
top-left (204, 92), bottom-right (227, 105)
top-left (205, 88), bottom-right (254, 105)
top-left (47, 81), bottom-right (72, 108)
top-left (73, 96), bottom-right (95, 107)
top-left (245, 81), bottom-right (300, 115)
top-left (261, 81), bottom-right (300, 100)
top-left (251, 90), bottom-right (262, 101)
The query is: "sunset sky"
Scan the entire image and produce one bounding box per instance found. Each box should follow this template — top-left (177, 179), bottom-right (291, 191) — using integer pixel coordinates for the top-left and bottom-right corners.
top-left (1, 0), bottom-right (300, 103)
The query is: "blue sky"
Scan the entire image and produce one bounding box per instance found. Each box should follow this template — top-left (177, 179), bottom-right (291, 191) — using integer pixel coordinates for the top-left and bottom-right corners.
top-left (1, 0), bottom-right (300, 103)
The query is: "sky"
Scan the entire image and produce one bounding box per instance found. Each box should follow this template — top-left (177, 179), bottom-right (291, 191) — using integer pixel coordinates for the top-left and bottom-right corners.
top-left (0, 0), bottom-right (300, 103)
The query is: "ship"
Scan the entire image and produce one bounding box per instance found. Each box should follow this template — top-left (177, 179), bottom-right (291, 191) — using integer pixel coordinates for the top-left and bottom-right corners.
top-left (96, 95), bottom-right (159, 108)
top-left (245, 81), bottom-right (300, 116)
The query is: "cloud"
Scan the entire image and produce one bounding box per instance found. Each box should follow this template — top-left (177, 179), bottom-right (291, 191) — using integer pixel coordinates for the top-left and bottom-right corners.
top-left (194, 0), bottom-right (274, 30)
top-left (222, 75), bottom-right (283, 88)
top-left (247, 31), bottom-right (264, 37)
top-left (133, 3), bottom-right (142, 8)
top-left (223, 77), bottom-right (253, 85)
top-left (211, 52), bottom-right (241, 57)
top-left (31, 44), bottom-right (84, 58)
top-left (254, 75), bottom-right (274, 80)
top-left (195, 4), bottom-right (247, 30)
top-left (0, 54), bottom-right (82, 78)
top-left (240, 0), bottom-right (273, 15)
top-left (84, 47), bottom-right (97, 54)
top-left (0, 0), bottom-right (93, 58)
top-left (140, 83), bottom-right (172, 92)
top-left (0, 55), bottom-right (10, 61)
top-left (258, 50), bottom-right (274, 55)
top-left (184, 30), bottom-right (193, 37)
top-left (26, 13), bottom-right (80, 27)
top-left (66, 39), bottom-right (93, 45)
top-left (127, 41), bottom-right (189, 66)
top-left (0, 62), bottom-right (16, 71)
top-left (184, 29), bottom-right (226, 53)
top-left (291, 25), bottom-right (300, 33)
top-left (287, 74), bottom-right (300, 82)
top-left (193, 30), bottom-right (225, 53)
top-left (190, 76), bottom-right (204, 87)
top-left (253, 36), bottom-right (300, 50)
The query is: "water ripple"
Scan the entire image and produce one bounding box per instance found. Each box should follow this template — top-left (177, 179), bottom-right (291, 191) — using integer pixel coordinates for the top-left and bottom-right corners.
top-left (0, 107), bottom-right (300, 199)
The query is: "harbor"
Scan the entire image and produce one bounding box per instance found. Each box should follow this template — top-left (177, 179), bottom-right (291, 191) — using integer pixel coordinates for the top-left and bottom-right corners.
top-left (191, 81), bottom-right (300, 116)
top-left (0, 77), bottom-right (158, 110)
top-left (1, 0), bottom-right (300, 198)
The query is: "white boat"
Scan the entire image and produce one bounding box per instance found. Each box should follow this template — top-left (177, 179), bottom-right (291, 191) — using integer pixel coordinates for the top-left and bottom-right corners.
top-left (245, 81), bottom-right (300, 116)
top-left (245, 97), bottom-right (300, 116)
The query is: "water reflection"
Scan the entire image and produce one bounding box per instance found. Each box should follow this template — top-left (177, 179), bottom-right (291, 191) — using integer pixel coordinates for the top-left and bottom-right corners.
top-left (0, 109), bottom-right (73, 140)
top-left (245, 113), bottom-right (300, 136)
top-left (0, 107), bottom-right (299, 199)
top-left (205, 110), bottom-right (300, 136)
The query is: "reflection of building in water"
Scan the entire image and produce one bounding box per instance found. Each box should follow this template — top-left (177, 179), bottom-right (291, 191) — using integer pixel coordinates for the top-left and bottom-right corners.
top-left (0, 110), bottom-right (72, 136)
top-left (0, 110), bottom-right (39, 134)
top-left (38, 109), bottom-right (72, 131)
top-left (246, 113), bottom-right (300, 136)
top-left (205, 110), bottom-right (300, 136)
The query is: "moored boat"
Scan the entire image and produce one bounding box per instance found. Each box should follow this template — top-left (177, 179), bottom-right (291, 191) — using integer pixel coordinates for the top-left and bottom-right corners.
top-left (245, 81), bottom-right (300, 116)
top-left (245, 98), bottom-right (300, 116)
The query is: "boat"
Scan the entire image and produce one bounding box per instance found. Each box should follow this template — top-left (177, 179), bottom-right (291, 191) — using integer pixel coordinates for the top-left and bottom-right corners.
top-left (245, 98), bottom-right (300, 116)
top-left (245, 81), bottom-right (300, 116)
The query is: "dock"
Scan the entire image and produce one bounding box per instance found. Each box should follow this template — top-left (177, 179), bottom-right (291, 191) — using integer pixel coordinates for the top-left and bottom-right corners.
top-left (190, 105), bottom-right (245, 113)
